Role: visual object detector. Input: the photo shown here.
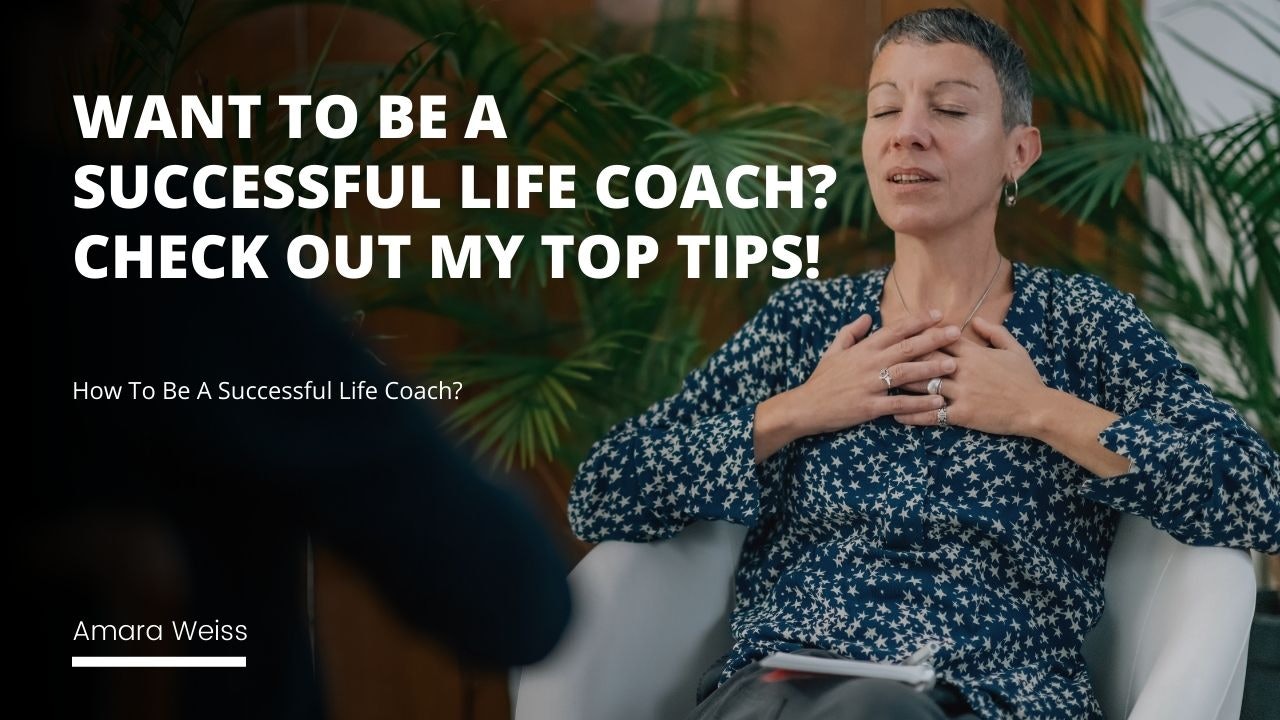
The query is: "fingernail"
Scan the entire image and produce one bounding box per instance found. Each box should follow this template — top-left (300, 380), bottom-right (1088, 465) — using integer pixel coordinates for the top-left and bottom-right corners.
top-left (929, 309), bottom-right (942, 320)
top-left (945, 326), bottom-right (960, 339)
top-left (934, 396), bottom-right (945, 406)
top-left (943, 359), bottom-right (956, 372)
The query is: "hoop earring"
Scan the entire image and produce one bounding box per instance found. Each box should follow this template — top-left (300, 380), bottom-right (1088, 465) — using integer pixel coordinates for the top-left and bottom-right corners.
top-left (1003, 178), bottom-right (1018, 208)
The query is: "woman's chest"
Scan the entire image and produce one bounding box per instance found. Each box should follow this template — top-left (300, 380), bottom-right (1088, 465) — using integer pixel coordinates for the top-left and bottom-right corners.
top-left (781, 419), bottom-right (1099, 559)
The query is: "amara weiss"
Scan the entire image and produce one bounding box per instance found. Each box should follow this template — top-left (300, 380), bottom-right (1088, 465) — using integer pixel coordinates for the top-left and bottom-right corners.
top-left (74, 620), bottom-right (247, 642)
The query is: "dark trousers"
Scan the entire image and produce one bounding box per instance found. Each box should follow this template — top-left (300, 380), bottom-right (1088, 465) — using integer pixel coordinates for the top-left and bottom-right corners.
top-left (687, 649), bottom-right (980, 720)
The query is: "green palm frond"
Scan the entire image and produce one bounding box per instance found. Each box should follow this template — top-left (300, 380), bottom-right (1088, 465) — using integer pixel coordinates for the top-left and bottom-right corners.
top-left (112, 0), bottom-right (196, 94)
top-left (432, 307), bottom-right (695, 469)
top-left (64, 0), bottom-right (196, 147)
top-left (434, 346), bottom-right (605, 469)
top-left (645, 104), bottom-right (828, 238)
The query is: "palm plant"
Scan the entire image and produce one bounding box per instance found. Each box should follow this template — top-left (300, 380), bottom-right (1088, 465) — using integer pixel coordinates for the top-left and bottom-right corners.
top-left (1012, 0), bottom-right (1279, 449)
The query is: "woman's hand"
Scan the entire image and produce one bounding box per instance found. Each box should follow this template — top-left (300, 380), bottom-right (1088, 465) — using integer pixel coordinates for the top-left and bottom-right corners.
top-left (893, 315), bottom-right (1051, 436)
top-left (754, 310), bottom-right (961, 462)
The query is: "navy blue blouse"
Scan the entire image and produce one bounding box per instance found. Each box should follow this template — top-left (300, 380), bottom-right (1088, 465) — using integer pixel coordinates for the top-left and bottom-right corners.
top-left (568, 261), bottom-right (1280, 719)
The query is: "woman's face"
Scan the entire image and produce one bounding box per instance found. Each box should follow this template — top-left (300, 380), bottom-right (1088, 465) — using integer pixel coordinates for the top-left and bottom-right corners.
top-left (861, 40), bottom-right (1039, 238)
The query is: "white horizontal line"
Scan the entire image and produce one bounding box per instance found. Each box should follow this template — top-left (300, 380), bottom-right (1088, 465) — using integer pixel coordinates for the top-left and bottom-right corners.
top-left (72, 656), bottom-right (246, 668)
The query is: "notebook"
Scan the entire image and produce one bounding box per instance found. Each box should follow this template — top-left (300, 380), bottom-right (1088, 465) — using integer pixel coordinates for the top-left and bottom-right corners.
top-left (757, 652), bottom-right (937, 691)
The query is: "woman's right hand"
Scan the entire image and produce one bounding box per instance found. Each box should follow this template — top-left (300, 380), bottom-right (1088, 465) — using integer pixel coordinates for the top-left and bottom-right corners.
top-left (753, 310), bottom-right (960, 462)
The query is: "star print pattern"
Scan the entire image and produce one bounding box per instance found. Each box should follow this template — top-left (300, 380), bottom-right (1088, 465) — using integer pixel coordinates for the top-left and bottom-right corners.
top-left (567, 261), bottom-right (1280, 719)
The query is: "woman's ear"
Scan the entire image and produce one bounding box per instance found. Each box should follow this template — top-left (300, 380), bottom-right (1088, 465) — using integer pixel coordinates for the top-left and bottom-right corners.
top-left (1008, 125), bottom-right (1042, 181)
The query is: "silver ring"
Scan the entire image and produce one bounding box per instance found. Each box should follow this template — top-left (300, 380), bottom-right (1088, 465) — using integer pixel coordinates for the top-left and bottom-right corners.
top-left (879, 368), bottom-right (893, 388)
top-left (936, 405), bottom-right (949, 427)
top-left (927, 377), bottom-right (943, 395)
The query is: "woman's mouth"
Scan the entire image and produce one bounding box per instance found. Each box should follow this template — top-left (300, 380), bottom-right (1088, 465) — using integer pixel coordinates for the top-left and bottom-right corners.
top-left (890, 173), bottom-right (935, 184)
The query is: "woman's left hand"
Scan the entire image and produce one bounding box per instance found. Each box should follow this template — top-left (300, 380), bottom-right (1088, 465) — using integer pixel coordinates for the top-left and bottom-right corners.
top-left (893, 315), bottom-right (1050, 436)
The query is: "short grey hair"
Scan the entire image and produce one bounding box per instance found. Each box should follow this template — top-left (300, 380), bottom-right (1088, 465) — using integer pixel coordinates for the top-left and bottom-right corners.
top-left (872, 8), bottom-right (1033, 131)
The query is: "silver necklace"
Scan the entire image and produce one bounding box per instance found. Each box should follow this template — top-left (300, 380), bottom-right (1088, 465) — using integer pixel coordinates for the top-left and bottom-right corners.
top-left (890, 255), bottom-right (1005, 333)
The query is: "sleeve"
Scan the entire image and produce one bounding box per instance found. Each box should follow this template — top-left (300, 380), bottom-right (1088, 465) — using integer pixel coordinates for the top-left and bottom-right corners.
top-left (567, 279), bottom-right (818, 543)
top-left (1070, 274), bottom-right (1280, 552)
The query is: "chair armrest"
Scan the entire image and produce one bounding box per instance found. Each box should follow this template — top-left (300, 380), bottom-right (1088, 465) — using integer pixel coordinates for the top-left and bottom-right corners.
top-left (512, 521), bottom-right (747, 720)
top-left (1084, 514), bottom-right (1255, 720)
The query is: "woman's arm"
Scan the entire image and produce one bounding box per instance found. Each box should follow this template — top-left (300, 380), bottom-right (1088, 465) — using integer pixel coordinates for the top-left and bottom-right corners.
top-left (892, 272), bottom-right (1277, 552)
top-left (1052, 275), bottom-right (1280, 552)
top-left (753, 388), bottom-right (810, 464)
top-left (567, 281), bottom-right (817, 543)
top-left (1023, 388), bottom-right (1130, 478)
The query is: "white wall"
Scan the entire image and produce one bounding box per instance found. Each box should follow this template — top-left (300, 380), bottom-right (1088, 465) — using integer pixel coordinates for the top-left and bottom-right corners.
top-left (1146, 0), bottom-right (1276, 133)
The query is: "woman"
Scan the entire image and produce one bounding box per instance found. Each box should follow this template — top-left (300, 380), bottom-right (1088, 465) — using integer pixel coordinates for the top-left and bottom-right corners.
top-left (568, 8), bottom-right (1279, 720)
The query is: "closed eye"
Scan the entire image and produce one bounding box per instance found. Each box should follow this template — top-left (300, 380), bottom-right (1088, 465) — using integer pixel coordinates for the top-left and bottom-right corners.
top-left (935, 108), bottom-right (967, 117)
top-left (871, 110), bottom-right (900, 119)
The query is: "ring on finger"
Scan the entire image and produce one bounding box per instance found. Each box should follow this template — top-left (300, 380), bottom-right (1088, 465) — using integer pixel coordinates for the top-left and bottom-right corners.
top-left (927, 377), bottom-right (943, 396)
top-left (936, 405), bottom-right (949, 427)
top-left (879, 367), bottom-right (893, 388)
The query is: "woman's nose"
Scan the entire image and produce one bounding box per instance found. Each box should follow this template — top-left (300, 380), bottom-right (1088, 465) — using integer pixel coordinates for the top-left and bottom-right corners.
top-left (891, 107), bottom-right (933, 150)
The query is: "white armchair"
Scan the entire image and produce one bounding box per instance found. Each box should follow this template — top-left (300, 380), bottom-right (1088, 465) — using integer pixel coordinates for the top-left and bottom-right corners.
top-left (512, 515), bottom-right (1255, 720)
